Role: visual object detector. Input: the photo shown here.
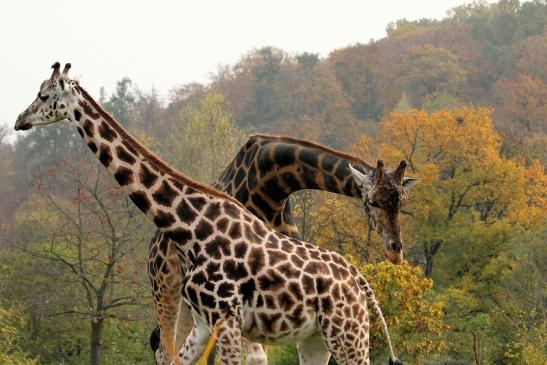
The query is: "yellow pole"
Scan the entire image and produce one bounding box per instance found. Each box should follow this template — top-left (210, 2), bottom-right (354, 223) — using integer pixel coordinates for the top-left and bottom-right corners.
top-left (196, 320), bottom-right (223, 365)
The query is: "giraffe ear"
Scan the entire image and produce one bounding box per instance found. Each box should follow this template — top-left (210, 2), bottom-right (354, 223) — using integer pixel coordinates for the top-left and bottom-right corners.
top-left (349, 164), bottom-right (367, 188)
top-left (402, 177), bottom-right (419, 191)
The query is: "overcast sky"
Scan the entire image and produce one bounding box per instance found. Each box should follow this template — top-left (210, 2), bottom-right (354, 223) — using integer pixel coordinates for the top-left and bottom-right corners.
top-left (0, 0), bottom-right (494, 131)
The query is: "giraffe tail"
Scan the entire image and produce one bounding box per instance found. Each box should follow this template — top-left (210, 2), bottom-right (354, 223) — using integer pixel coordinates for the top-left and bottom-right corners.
top-left (358, 276), bottom-right (403, 365)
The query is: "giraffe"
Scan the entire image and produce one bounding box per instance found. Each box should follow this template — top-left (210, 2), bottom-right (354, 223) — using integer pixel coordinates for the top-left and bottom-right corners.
top-left (149, 134), bottom-right (419, 364)
top-left (14, 63), bottom-right (412, 365)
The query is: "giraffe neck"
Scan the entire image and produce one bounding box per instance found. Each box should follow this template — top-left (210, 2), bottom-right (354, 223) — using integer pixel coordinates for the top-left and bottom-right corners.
top-left (69, 85), bottom-right (240, 240)
top-left (214, 136), bottom-right (371, 233)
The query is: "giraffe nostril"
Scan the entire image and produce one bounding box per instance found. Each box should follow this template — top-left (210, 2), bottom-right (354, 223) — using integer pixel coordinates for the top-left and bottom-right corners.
top-left (391, 241), bottom-right (402, 253)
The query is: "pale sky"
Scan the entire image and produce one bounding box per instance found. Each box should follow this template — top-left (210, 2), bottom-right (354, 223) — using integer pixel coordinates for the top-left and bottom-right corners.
top-left (0, 0), bottom-right (493, 132)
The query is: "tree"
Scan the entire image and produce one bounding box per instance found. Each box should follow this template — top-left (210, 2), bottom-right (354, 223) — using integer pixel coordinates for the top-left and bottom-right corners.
top-left (13, 159), bottom-right (152, 365)
top-left (494, 75), bottom-right (547, 134)
top-left (281, 61), bottom-right (358, 148)
top-left (360, 261), bottom-right (448, 361)
top-left (133, 88), bottom-right (164, 135)
top-left (490, 229), bottom-right (547, 364)
top-left (102, 78), bottom-right (136, 128)
top-left (166, 92), bottom-right (245, 183)
top-left (329, 45), bottom-right (384, 120)
top-left (239, 47), bottom-right (286, 128)
top-left (493, 75), bottom-right (547, 161)
top-left (376, 107), bottom-right (543, 279)
top-left (400, 45), bottom-right (466, 108)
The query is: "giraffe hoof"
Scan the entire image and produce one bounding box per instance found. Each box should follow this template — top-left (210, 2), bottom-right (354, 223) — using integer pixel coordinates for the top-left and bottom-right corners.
top-left (389, 357), bottom-right (403, 365)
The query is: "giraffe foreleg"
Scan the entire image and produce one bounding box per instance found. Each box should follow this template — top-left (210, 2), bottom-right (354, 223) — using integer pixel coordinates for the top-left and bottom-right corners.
top-left (215, 317), bottom-right (243, 365)
top-left (172, 313), bottom-right (210, 365)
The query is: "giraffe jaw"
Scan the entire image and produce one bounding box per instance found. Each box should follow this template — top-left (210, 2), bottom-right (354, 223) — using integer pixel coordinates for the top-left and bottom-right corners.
top-left (15, 117), bottom-right (65, 131)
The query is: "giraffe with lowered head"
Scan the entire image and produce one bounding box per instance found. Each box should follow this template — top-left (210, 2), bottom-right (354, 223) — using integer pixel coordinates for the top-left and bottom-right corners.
top-left (149, 134), bottom-right (419, 364)
top-left (15, 63), bottom-right (410, 365)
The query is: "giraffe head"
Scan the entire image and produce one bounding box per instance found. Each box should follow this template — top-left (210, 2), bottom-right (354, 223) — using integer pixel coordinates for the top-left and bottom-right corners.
top-left (14, 62), bottom-right (78, 131)
top-left (350, 160), bottom-right (418, 264)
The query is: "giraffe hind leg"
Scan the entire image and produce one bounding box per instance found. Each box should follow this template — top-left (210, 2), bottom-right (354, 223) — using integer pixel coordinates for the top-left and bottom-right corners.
top-left (317, 303), bottom-right (370, 365)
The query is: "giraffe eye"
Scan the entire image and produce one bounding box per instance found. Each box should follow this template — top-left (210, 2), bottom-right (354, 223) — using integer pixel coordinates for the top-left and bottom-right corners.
top-left (37, 92), bottom-right (49, 102)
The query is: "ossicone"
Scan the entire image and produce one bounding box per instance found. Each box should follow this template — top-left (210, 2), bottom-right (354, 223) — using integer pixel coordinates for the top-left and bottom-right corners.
top-left (50, 62), bottom-right (61, 79)
top-left (62, 63), bottom-right (71, 77)
top-left (376, 159), bottom-right (385, 178)
top-left (393, 160), bottom-right (408, 183)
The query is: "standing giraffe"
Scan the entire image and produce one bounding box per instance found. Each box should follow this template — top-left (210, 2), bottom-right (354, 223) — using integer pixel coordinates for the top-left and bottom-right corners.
top-left (14, 63), bottom-right (411, 365)
top-left (149, 134), bottom-right (418, 364)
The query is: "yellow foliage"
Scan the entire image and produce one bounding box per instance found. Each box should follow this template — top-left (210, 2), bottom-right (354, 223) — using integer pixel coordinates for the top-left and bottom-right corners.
top-left (0, 306), bottom-right (38, 365)
top-left (374, 106), bottom-right (544, 243)
top-left (359, 261), bottom-right (448, 359)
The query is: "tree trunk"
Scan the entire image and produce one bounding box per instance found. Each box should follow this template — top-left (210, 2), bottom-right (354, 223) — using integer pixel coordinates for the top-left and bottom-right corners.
top-left (90, 318), bottom-right (105, 365)
top-left (425, 252), bottom-right (433, 277)
top-left (424, 241), bottom-right (441, 278)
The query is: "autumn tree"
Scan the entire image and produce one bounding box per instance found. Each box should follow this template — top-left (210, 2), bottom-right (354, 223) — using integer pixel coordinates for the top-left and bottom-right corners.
top-left (376, 107), bottom-right (543, 279)
top-left (280, 59), bottom-right (358, 148)
top-left (11, 159), bottom-right (152, 365)
top-left (360, 261), bottom-right (447, 361)
top-left (493, 75), bottom-right (547, 161)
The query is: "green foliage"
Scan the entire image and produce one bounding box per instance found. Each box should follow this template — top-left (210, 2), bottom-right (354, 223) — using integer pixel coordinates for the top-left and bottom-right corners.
top-left (0, 306), bottom-right (37, 365)
top-left (400, 45), bottom-right (466, 108)
top-left (102, 77), bottom-right (135, 127)
top-left (166, 92), bottom-right (245, 183)
top-left (490, 229), bottom-right (547, 364)
top-left (267, 345), bottom-right (299, 365)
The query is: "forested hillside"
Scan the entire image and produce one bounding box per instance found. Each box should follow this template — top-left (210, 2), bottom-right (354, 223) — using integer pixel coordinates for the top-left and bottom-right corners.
top-left (1, 1), bottom-right (545, 364)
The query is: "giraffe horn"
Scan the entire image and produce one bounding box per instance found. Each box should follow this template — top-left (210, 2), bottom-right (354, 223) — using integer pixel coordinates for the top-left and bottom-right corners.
top-left (62, 63), bottom-right (71, 77)
top-left (376, 159), bottom-right (385, 179)
top-left (393, 160), bottom-right (407, 183)
top-left (50, 62), bottom-right (61, 79)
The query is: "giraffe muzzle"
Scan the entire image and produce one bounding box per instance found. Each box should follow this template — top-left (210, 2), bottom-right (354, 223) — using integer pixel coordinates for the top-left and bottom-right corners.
top-left (14, 115), bottom-right (32, 131)
top-left (390, 240), bottom-right (402, 253)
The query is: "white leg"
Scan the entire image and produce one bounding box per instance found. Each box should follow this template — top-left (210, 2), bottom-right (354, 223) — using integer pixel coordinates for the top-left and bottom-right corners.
top-left (245, 339), bottom-right (267, 365)
top-left (297, 335), bottom-right (331, 365)
top-left (172, 312), bottom-right (210, 365)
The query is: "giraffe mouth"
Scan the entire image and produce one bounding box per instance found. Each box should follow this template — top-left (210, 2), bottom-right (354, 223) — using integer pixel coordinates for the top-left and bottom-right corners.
top-left (14, 120), bottom-right (32, 131)
top-left (384, 249), bottom-right (403, 265)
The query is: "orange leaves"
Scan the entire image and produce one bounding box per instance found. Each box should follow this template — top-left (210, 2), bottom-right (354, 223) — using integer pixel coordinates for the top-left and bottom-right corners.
top-left (375, 106), bottom-right (543, 229)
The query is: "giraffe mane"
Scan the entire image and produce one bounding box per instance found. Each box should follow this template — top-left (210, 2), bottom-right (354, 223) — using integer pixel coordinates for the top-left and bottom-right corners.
top-left (76, 85), bottom-right (246, 209)
top-left (249, 133), bottom-right (374, 170)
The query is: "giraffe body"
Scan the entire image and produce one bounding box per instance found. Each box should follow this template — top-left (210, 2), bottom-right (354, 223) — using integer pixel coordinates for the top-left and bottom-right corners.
top-left (15, 63), bottom-right (412, 365)
top-left (149, 134), bottom-right (411, 364)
